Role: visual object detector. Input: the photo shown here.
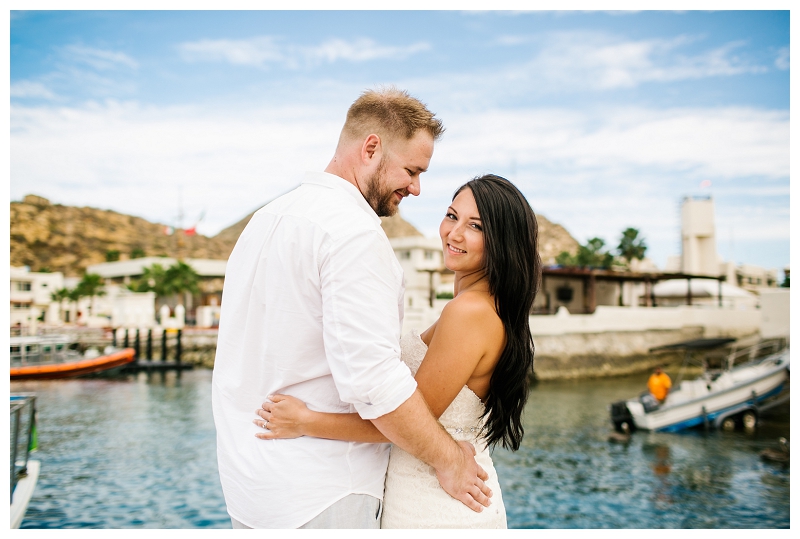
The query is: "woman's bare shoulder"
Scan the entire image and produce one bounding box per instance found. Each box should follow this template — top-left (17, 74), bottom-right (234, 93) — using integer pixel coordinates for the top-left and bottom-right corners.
top-left (440, 290), bottom-right (502, 330)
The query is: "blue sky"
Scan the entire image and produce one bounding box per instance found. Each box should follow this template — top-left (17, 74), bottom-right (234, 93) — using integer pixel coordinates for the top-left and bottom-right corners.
top-left (8, 9), bottom-right (791, 275)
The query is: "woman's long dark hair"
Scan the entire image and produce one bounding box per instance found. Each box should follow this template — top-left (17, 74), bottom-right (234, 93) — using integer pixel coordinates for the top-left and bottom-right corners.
top-left (453, 174), bottom-right (541, 451)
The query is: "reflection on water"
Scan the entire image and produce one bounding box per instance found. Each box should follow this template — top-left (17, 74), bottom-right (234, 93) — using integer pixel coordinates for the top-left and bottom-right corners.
top-left (493, 375), bottom-right (790, 528)
top-left (14, 370), bottom-right (230, 529)
top-left (13, 370), bottom-right (789, 529)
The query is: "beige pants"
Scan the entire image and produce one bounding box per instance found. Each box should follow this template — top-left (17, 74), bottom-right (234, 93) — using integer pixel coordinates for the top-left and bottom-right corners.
top-left (230, 493), bottom-right (382, 529)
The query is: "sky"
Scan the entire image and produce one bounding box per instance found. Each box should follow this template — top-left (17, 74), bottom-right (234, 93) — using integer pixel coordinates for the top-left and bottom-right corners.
top-left (7, 8), bottom-right (792, 275)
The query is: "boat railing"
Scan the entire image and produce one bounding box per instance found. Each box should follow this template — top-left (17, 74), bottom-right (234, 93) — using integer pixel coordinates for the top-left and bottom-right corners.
top-left (10, 394), bottom-right (37, 504)
top-left (10, 336), bottom-right (83, 367)
top-left (725, 338), bottom-right (787, 371)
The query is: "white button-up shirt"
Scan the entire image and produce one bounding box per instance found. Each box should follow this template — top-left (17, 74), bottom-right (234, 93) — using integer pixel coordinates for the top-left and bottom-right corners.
top-left (212, 171), bottom-right (418, 529)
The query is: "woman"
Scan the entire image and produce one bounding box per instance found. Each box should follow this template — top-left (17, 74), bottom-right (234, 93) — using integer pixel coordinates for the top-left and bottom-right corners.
top-left (254, 174), bottom-right (541, 528)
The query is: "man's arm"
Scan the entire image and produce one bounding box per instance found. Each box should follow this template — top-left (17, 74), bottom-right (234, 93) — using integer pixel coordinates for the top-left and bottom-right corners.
top-left (319, 227), bottom-right (491, 510)
top-left (370, 389), bottom-right (492, 513)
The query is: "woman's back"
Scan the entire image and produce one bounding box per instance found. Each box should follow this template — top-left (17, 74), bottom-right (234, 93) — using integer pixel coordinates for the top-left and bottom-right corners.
top-left (380, 331), bottom-right (507, 529)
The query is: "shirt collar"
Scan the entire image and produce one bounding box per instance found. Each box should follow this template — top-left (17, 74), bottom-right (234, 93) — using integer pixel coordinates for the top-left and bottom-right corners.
top-left (301, 171), bottom-right (381, 225)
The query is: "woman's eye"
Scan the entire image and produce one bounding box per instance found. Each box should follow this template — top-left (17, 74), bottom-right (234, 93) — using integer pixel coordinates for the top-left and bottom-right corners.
top-left (445, 212), bottom-right (456, 220)
top-left (471, 223), bottom-right (482, 231)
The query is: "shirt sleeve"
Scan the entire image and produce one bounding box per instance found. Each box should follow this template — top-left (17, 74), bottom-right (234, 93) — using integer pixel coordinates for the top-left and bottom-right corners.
top-left (320, 227), bottom-right (417, 420)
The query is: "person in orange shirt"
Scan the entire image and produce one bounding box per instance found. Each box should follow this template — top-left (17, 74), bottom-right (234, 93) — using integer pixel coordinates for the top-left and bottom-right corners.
top-left (647, 366), bottom-right (672, 403)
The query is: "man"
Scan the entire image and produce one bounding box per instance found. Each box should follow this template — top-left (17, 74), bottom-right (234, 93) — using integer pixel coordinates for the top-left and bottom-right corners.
top-left (211, 87), bottom-right (492, 529)
top-left (647, 366), bottom-right (672, 404)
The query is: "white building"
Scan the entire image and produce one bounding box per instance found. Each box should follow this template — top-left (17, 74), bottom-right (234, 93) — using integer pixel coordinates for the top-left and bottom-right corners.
top-left (681, 196), bottom-right (719, 276)
top-left (389, 236), bottom-right (450, 310)
top-left (671, 195), bottom-right (778, 292)
top-left (87, 256), bottom-right (227, 313)
top-left (10, 266), bottom-right (64, 330)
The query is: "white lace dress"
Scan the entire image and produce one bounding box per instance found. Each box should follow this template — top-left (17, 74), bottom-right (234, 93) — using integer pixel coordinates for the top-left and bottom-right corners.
top-left (380, 331), bottom-right (508, 528)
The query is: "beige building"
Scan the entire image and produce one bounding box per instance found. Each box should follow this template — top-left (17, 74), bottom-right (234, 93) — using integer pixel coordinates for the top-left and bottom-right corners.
top-left (681, 196), bottom-right (719, 276)
top-left (670, 195), bottom-right (779, 293)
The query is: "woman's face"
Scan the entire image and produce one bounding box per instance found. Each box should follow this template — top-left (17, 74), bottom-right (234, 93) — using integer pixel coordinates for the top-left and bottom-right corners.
top-left (439, 188), bottom-right (485, 273)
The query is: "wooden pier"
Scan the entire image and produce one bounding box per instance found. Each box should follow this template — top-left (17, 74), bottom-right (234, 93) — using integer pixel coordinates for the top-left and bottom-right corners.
top-left (113, 327), bottom-right (194, 373)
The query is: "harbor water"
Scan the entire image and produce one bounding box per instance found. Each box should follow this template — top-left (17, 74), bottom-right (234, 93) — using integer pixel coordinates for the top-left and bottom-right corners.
top-left (12, 369), bottom-right (790, 529)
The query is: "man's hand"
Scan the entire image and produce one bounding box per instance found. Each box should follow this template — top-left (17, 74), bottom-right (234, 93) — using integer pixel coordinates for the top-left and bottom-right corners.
top-left (434, 441), bottom-right (492, 512)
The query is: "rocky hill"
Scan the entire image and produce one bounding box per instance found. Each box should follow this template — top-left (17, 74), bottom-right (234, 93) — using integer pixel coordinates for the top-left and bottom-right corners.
top-left (10, 194), bottom-right (579, 276)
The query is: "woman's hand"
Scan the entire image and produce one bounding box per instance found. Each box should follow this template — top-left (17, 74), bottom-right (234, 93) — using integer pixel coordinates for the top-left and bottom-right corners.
top-left (254, 394), bottom-right (312, 440)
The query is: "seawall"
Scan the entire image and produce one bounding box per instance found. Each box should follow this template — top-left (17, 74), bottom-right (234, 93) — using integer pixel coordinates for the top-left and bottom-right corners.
top-left (151, 305), bottom-right (765, 380)
top-left (530, 305), bottom-right (762, 380)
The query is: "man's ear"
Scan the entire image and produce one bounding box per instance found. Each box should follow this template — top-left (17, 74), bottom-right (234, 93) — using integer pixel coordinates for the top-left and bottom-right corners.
top-left (360, 134), bottom-right (382, 165)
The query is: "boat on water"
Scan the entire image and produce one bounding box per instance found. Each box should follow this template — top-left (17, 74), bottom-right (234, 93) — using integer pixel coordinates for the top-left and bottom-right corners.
top-left (10, 393), bottom-right (39, 528)
top-left (10, 335), bottom-right (135, 381)
top-left (611, 339), bottom-right (790, 433)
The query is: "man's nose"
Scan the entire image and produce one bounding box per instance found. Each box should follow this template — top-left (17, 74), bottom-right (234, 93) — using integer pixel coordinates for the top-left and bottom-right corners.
top-left (407, 176), bottom-right (421, 197)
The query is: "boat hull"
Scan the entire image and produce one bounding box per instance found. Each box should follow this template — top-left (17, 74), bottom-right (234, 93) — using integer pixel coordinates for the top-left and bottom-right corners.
top-left (10, 349), bottom-right (136, 380)
top-left (615, 349), bottom-right (789, 433)
top-left (10, 460), bottom-right (40, 528)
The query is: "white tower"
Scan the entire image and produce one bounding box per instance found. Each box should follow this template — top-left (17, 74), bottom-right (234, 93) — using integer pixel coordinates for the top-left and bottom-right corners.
top-left (681, 196), bottom-right (719, 276)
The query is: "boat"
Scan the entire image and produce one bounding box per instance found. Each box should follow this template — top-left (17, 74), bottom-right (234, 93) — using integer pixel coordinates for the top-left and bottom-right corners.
top-left (10, 335), bottom-right (136, 381)
top-left (10, 393), bottom-right (40, 528)
top-left (610, 339), bottom-right (790, 433)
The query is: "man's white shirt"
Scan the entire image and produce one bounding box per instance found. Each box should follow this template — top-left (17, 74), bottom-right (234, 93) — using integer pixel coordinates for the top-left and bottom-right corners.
top-left (211, 171), bottom-right (418, 528)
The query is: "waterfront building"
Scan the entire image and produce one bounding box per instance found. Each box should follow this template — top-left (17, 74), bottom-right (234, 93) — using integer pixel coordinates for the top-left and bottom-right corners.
top-left (86, 256), bottom-right (226, 325)
top-left (390, 235), bottom-right (451, 310)
top-left (10, 266), bottom-right (63, 330)
top-left (667, 195), bottom-right (779, 293)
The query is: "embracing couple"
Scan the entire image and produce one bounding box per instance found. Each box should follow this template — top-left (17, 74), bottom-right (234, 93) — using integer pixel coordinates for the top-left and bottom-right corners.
top-left (211, 87), bottom-right (541, 529)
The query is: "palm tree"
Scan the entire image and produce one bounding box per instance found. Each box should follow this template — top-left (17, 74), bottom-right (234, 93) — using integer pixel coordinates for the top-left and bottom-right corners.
top-left (164, 260), bottom-right (200, 307)
top-left (131, 263), bottom-right (169, 295)
top-left (50, 287), bottom-right (72, 323)
top-left (75, 273), bottom-right (106, 317)
top-left (617, 228), bottom-right (647, 266)
top-left (130, 261), bottom-right (200, 312)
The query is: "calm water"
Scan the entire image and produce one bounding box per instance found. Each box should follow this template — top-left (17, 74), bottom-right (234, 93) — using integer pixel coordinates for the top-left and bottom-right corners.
top-left (12, 369), bottom-right (790, 529)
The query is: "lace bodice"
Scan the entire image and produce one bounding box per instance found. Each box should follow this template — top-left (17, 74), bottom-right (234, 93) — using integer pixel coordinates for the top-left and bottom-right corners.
top-left (399, 331), bottom-right (487, 443)
top-left (380, 331), bottom-right (507, 528)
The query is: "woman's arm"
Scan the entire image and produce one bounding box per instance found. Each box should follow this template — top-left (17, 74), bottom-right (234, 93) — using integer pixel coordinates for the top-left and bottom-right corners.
top-left (256, 293), bottom-right (502, 442)
top-left (255, 394), bottom-right (388, 443)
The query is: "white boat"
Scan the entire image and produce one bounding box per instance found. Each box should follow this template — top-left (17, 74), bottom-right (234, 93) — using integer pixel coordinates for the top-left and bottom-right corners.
top-left (611, 340), bottom-right (790, 433)
top-left (10, 393), bottom-right (39, 528)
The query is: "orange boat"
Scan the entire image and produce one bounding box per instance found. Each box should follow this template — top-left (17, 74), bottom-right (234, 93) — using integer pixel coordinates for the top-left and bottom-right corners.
top-left (10, 335), bottom-right (136, 381)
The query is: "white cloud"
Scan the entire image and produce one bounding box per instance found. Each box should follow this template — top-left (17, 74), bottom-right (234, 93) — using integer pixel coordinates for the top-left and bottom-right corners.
top-left (775, 46), bottom-right (789, 70)
top-left (61, 45), bottom-right (139, 71)
top-left (10, 101), bottom-right (343, 235)
top-left (178, 36), bottom-right (430, 69)
top-left (10, 99), bottom-right (788, 271)
top-left (10, 81), bottom-right (57, 100)
top-left (508, 32), bottom-right (767, 91)
top-left (307, 38), bottom-right (430, 64)
top-left (434, 106), bottom-right (788, 179)
top-left (178, 37), bottom-right (284, 67)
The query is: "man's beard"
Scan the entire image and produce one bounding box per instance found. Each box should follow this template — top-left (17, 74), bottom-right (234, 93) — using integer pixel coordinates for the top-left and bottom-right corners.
top-left (363, 157), bottom-right (404, 217)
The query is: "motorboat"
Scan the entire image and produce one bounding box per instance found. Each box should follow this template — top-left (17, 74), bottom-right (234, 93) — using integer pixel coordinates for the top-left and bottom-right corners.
top-left (611, 339), bottom-right (789, 433)
top-left (10, 393), bottom-right (39, 528)
top-left (10, 334), bottom-right (135, 380)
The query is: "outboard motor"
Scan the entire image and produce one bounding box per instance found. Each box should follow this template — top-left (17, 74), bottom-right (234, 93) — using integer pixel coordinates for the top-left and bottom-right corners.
top-left (611, 400), bottom-right (636, 433)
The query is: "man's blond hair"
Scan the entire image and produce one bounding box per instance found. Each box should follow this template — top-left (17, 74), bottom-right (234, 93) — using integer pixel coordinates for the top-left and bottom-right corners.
top-left (341, 86), bottom-right (444, 145)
